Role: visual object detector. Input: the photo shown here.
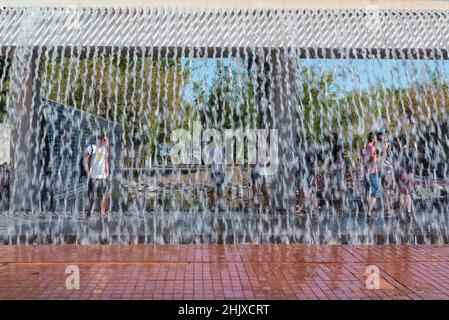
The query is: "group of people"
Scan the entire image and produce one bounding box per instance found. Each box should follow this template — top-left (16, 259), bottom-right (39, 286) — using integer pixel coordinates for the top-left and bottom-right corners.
top-left (82, 131), bottom-right (415, 217)
top-left (294, 131), bottom-right (414, 216)
top-left (362, 131), bottom-right (414, 217)
top-left (190, 130), bottom-right (416, 216)
top-left (295, 133), bottom-right (346, 214)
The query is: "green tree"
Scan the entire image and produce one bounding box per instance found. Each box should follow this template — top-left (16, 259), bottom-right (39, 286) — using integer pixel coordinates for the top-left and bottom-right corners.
top-left (203, 60), bottom-right (257, 130)
top-left (41, 51), bottom-right (190, 167)
top-left (297, 67), bottom-right (337, 142)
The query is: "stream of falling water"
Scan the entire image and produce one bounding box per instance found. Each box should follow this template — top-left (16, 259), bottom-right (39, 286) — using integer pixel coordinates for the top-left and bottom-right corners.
top-left (0, 8), bottom-right (448, 244)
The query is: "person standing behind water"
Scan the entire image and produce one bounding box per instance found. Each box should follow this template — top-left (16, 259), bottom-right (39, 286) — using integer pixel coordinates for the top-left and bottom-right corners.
top-left (84, 132), bottom-right (111, 217)
top-left (362, 131), bottom-right (387, 217)
top-left (376, 131), bottom-right (394, 215)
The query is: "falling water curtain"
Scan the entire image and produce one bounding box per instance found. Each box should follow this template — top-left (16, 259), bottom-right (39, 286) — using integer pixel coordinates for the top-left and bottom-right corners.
top-left (0, 7), bottom-right (448, 244)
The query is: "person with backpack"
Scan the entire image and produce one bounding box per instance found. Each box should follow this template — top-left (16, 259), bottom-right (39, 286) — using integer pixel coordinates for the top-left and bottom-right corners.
top-left (362, 131), bottom-right (387, 217)
top-left (83, 132), bottom-right (111, 217)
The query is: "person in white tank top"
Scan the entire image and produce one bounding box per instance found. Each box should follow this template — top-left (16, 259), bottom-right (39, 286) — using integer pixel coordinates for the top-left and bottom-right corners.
top-left (83, 132), bottom-right (110, 216)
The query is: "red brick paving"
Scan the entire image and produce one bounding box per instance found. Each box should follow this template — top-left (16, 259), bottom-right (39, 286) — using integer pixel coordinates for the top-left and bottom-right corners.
top-left (0, 245), bottom-right (449, 300)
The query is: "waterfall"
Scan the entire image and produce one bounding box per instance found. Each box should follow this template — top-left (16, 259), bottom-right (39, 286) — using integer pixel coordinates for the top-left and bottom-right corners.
top-left (0, 7), bottom-right (448, 244)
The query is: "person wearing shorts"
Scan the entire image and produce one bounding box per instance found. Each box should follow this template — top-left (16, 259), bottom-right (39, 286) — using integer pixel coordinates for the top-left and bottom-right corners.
top-left (84, 132), bottom-right (110, 216)
top-left (362, 132), bottom-right (385, 217)
top-left (88, 179), bottom-right (110, 203)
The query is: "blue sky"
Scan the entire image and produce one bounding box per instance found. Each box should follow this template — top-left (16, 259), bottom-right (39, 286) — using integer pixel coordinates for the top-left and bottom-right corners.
top-left (183, 58), bottom-right (449, 101)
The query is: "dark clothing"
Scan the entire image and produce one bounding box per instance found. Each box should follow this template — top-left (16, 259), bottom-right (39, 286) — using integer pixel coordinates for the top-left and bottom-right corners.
top-left (296, 148), bottom-right (317, 189)
top-left (329, 143), bottom-right (345, 190)
top-left (211, 171), bottom-right (225, 187)
top-left (332, 144), bottom-right (343, 166)
top-left (391, 142), bottom-right (415, 173)
top-left (393, 146), bottom-right (415, 195)
top-left (88, 178), bottom-right (110, 198)
top-left (0, 164), bottom-right (10, 210)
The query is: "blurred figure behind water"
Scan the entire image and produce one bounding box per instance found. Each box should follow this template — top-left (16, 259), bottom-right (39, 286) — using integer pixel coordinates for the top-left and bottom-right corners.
top-left (392, 134), bottom-right (415, 216)
top-left (295, 140), bottom-right (320, 213)
top-left (325, 133), bottom-right (346, 212)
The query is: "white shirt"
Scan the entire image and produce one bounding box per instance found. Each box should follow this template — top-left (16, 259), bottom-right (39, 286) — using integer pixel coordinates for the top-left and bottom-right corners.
top-left (86, 145), bottom-right (108, 179)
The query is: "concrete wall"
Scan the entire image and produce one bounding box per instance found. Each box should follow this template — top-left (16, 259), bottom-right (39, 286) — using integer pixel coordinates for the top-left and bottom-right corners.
top-left (0, 124), bottom-right (10, 165)
top-left (3, 0), bottom-right (449, 10)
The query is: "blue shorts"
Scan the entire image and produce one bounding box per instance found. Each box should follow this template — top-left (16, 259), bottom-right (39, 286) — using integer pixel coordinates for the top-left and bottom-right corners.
top-left (365, 173), bottom-right (381, 198)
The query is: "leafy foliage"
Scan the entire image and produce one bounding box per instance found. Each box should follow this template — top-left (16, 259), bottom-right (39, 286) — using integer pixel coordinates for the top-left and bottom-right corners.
top-left (41, 52), bottom-right (189, 167)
